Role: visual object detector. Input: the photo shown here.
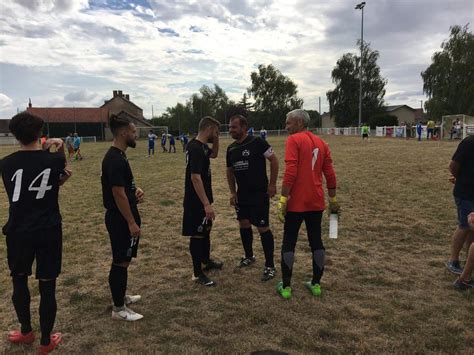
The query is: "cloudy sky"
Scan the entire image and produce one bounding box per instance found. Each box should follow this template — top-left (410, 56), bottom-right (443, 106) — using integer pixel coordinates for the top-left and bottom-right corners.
top-left (0, 0), bottom-right (472, 120)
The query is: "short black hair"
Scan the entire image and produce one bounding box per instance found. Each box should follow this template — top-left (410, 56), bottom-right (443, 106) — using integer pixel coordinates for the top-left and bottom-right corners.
top-left (198, 116), bottom-right (220, 132)
top-left (109, 113), bottom-right (132, 136)
top-left (9, 112), bottom-right (44, 145)
top-left (226, 106), bottom-right (248, 128)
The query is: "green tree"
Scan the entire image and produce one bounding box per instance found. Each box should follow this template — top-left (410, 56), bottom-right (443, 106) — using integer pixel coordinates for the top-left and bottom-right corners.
top-left (326, 41), bottom-right (387, 127)
top-left (421, 24), bottom-right (474, 120)
top-left (247, 64), bottom-right (303, 128)
top-left (238, 93), bottom-right (253, 111)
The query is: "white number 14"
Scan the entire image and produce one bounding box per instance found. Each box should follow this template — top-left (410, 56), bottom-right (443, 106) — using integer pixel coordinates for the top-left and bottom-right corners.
top-left (11, 168), bottom-right (52, 202)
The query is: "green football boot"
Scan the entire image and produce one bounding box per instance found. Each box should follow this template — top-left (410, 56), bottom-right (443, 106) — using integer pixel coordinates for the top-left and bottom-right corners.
top-left (276, 281), bottom-right (292, 299)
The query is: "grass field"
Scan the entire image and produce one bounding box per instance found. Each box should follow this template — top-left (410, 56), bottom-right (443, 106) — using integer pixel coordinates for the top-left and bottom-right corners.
top-left (0, 135), bottom-right (473, 354)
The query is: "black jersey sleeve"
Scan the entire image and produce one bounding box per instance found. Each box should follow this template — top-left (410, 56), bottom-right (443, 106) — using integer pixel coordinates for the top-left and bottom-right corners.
top-left (256, 137), bottom-right (272, 156)
top-left (226, 146), bottom-right (232, 168)
top-left (106, 157), bottom-right (127, 187)
top-left (189, 146), bottom-right (205, 175)
top-left (452, 136), bottom-right (474, 163)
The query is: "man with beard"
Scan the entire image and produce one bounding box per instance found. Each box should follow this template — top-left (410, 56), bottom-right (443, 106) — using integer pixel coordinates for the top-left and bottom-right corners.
top-left (101, 113), bottom-right (144, 321)
top-left (182, 116), bottom-right (223, 286)
top-left (226, 107), bottom-right (279, 281)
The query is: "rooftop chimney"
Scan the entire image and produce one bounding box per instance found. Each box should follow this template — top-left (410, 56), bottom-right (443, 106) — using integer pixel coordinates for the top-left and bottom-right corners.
top-left (125, 94), bottom-right (130, 100)
top-left (28, 98), bottom-right (32, 108)
top-left (113, 90), bottom-right (118, 97)
top-left (118, 90), bottom-right (123, 97)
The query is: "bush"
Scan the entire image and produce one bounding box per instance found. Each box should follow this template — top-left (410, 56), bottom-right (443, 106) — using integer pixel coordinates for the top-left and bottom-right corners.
top-left (367, 114), bottom-right (398, 128)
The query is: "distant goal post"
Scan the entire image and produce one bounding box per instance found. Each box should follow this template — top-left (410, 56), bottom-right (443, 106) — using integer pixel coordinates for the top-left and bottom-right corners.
top-left (441, 114), bottom-right (474, 139)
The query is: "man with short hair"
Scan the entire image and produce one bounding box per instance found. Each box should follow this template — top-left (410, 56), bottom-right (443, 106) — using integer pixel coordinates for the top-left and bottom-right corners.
top-left (169, 134), bottom-right (176, 153)
top-left (101, 113), bottom-right (144, 321)
top-left (1, 112), bottom-right (71, 354)
top-left (276, 109), bottom-right (339, 299)
top-left (64, 133), bottom-right (74, 162)
top-left (161, 133), bottom-right (167, 152)
top-left (226, 107), bottom-right (279, 281)
top-left (147, 130), bottom-right (157, 157)
top-left (361, 123), bottom-right (370, 141)
top-left (73, 133), bottom-right (82, 160)
top-left (260, 127), bottom-right (267, 140)
top-left (182, 116), bottom-right (223, 286)
top-left (180, 134), bottom-right (189, 152)
top-left (426, 119), bottom-right (435, 140)
top-left (445, 134), bottom-right (474, 279)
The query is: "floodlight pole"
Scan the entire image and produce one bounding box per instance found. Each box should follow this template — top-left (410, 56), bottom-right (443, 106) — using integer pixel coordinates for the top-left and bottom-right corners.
top-left (355, 2), bottom-right (366, 128)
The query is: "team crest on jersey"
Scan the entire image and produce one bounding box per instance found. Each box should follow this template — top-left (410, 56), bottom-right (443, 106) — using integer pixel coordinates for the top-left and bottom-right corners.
top-left (242, 150), bottom-right (250, 157)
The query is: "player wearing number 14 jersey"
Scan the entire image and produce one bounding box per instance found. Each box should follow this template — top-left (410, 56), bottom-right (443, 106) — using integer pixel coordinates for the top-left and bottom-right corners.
top-left (1, 112), bottom-right (70, 354)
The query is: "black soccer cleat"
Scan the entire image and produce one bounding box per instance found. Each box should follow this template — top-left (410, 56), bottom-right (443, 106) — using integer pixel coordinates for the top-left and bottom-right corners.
top-left (239, 256), bottom-right (256, 268)
top-left (192, 274), bottom-right (217, 287)
top-left (202, 259), bottom-right (223, 271)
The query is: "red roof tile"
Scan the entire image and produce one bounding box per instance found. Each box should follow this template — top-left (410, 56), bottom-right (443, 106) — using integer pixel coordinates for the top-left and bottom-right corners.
top-left (27, 107), bottom-right (109, 123)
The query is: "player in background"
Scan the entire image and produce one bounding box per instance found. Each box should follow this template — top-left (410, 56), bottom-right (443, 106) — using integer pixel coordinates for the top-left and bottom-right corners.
top-left (247, 127), bottom-right (254, 136)
top-left (180, 134), bottom-right (189, 152)
top-left (73, 133), bottom-right (82, 160)
top-left (226, 107), bottom-right (279, 281)
top-left (64, 133), bottom-right (74, 162)
top-left (101, 113), bottom-right (144, 321)
top-left (1, 112), bottom-right (71, 354)
top-left (276, 109), bottom-right (339, 299)
top-left (147, 130), bottom-right (157, 157)
top-left (182, 116), bottom-right (223, 286)
top-left (260, 127), bottom-right (267, 140)
top-left (361, 123), bottom-right (370, 141)
top-left (416, 122), bottom-right (423, 141)
top-left (161, 133), bottom-right (167, 152)
top-left (169, 134), bottom-right (176, 153)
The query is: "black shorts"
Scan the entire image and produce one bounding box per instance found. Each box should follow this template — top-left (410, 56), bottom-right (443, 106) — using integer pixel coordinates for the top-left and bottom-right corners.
top-left (6, 224), bottom-right (62, 279)
top-left (362, 133), bottom-right (368, 138)
top-left (235, 197), bottom-right (270, 227)
top-left (182, 205), bottom-right (213, 237)
top-left (105, 208), bottom-right (141, 263)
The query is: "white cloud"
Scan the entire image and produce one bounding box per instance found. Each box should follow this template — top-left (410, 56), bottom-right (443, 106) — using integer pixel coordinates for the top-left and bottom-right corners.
top-left (0, 0), bottom-right (472, 119)
top-left (0, 93), bottom-right (13, 110)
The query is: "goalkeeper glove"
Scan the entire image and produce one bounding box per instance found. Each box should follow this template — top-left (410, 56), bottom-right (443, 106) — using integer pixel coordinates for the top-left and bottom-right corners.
top-left (278, 196), bottom-right (287, 223)
top-left (328, 196), bottom-right (340, 214)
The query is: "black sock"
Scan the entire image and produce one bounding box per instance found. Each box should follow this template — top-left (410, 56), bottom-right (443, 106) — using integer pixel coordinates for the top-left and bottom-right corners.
top-left (202, 236), bottom-right (210, 264)
top-left (311, 249), bottom-right (325, 284)
top-left (39, 280), bottom-right (57, 346)
top-left (260, 230), bottom-right (275, 267)
top-left (190, 238), bottom-right (203, 277)
top-left (108, 264), bottom-right (128, 308)
top-left (240, 228), bottom-right (253, 258)
top-left (12, 275), bottom-right (32, 334)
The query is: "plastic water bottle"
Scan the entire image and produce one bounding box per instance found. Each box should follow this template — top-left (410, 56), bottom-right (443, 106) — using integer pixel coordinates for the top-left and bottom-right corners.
top-left (329, 213), bottom-right (338, 239)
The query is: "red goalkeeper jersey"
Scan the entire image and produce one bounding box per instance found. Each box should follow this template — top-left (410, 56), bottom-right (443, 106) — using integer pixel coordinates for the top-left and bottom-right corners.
top-left (283, 131), bottom-right (336, 212)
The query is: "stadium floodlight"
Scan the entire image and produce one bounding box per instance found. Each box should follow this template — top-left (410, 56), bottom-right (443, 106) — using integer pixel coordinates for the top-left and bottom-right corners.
top-left (355, 2), bottom-right (366, 128)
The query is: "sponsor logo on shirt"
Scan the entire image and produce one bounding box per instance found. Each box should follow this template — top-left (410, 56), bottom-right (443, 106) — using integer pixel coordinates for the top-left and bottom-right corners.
top-left (242, 150), bottom-right (250, 157)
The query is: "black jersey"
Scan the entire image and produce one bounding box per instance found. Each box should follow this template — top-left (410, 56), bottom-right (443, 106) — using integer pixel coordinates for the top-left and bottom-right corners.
top-left (101, 146), bottom-right (137, 212)
top-left (226, 135), bottom-right (273, 203)
top-left (452, 135), bottom-right (474, 200)
top-left (0, 150), bottom-right (66, 235)
top-left (184, 138), bottom-right (213, 207)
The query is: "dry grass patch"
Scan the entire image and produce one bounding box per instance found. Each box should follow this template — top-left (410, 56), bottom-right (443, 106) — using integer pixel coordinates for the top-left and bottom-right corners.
top-left (0, 136), bottom-right (473, 354)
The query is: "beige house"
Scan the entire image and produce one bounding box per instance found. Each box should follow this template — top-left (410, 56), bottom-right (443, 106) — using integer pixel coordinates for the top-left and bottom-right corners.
top-left (385, 105), bottom-right (420, 125)
top-left (321, 112), bottom-right (336, 128)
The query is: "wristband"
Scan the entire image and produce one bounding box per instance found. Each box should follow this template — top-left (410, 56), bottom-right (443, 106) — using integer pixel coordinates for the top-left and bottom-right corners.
top-left (329, 196), bottom-right (337, 203)
top-left (279, 196), bottom-right (288, 203)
